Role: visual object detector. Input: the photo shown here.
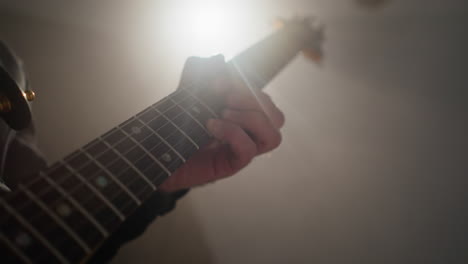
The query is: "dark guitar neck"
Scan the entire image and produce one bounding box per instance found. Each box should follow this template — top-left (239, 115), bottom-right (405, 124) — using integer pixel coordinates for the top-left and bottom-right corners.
top-left (0, 22), bottom-right (316, 264)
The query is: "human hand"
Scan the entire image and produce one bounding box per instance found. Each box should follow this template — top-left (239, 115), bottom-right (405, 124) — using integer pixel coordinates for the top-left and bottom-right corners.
top-left (159, 55), bottom-right (284, 192)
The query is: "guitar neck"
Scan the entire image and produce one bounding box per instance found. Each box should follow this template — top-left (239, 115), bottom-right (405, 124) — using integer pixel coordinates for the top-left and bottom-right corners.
top-left (229, 21), bottom-right (313, 90)
top-left (0, 23), bottom-right (315, 264)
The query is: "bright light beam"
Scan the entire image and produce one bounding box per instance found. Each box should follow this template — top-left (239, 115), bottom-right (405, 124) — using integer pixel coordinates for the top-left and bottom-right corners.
top-left (161, 1), bottom-right (255, 59)
top-left (187, 6), bottom-right (226, 43)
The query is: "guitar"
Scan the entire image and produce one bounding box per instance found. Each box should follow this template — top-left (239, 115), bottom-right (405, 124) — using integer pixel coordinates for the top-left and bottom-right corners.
top-left (0, 18), bottom-right (324, 263)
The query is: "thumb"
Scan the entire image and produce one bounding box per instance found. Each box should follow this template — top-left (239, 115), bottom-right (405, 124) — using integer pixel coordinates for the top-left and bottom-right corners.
top-left (178, 54), bottom-right (226, 90)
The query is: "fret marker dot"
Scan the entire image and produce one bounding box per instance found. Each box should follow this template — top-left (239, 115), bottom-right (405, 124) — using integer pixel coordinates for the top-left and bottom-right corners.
top-left (56, 204), bottom-right (72, 217)
top-left (161, 153), bottom-right (172, 162)
top-left (95, 176), bottom-right (108, 188)
top-left (15, 232), bottom-right (31, 247)
top-left (191, 106), bottom-right (201, 114)
top-left (131, 126), bottom-right (141, 134)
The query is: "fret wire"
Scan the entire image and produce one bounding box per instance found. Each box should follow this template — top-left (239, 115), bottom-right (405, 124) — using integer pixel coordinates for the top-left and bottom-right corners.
top-left (40, 173), bottom-right (109, 237)
top-left (12, 82), bottom-right (214, 230)
top-left (0, 73), bottom-right (222, 264)
top-left (121, 124), bottom-right (185, 171)
top-left (40, 170), bottom-right (129, 235)
top-left (38, 165), bottom-right (138, 225)
top-left (0, 38), bottom-right (297, 257)
top-left (98, 137), bottom-right (157, 191)
top-left (78, 146), bottom-right (154, 201)
top-left (67, 179), bottom-right (135, 217)
top-left (125, 111), bottom-right (177, 152)
top-left (42, 170), bottom-right (129, 223)
top-left (13, 85), bottom-right (212, 223)
top-left (8, 131), bottom-right (189, 255)
top-left (133, 114), bottom-right (187, 163)
top-left (7, 178), bottom-right (113, 251)
top-left (12, 192), bottom-right (87, 258)
top-left (0, 232), bottom-right (33, 264)
top-left (80, 149), bottom-right (142, 206)
top-left (118, 117), bottom-right (186, 172)
top-left (0, 64), bottom-right (245, 264)
top-left (109, 170), bottom-right (152, 202)
top-left (134, 95), bottom-right (198, 157)
top-left (179, 87), bottom-right (219, 118)
top-left (76, 141), bottom-right (151, 194)
top-left (148, 94), bottom-right (212, 144)
top-left (171, 89), bottom-right (220, 140)
top-left (38, 103), bottom-right (201, 206)
top-left (39, 89), bottom-right (201, 185)
top-left (169, 97), bottom-right (211, 135)
top-left (18, 185), bottom-right (92, 254)
top-left (0, 72), bottom-right (224, 261)
top-left (60, 162), bottom-right (125, 221)
top-left (152, 107), bottom-right (200, 149)
top-left (115, 125), bottom-right (172, 175)
top-left (30, 145), bottom-right (152, 219)
top-left (67, 139), bottom-right (156, 202)
top-left (0, 199), bottom-right (70, 264)
top-left (148, 144), bottom-right (185, 172)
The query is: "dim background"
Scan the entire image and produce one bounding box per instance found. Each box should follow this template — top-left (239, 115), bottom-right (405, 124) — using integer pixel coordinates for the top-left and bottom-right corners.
top-left (0, 0), bottom-right (467, 263)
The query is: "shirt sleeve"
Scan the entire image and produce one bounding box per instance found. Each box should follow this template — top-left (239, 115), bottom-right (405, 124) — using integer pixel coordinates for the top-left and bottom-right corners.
top-left (87, 188), bottom-right (190, 264)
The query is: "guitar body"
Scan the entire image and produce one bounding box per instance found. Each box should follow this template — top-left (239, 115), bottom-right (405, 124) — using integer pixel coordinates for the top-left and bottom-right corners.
top-left (0, 42), bottom-right (34, 131)
top-left (0, 42), bottom-right (44, 191)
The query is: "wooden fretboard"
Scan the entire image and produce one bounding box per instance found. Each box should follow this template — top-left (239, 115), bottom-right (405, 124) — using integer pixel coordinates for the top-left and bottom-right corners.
top-left (0, 20), bottom-right (321, 264)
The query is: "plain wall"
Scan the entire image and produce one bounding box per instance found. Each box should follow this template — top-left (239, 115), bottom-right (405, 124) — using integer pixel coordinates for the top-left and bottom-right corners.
top-left (1, 0), bottom-right (467, 263)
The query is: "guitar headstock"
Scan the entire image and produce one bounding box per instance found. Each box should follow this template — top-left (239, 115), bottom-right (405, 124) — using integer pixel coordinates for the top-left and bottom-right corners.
top-left (274, 16), bottom-right (325, 63)
top-left (0, 42), bottom-right (35, 131)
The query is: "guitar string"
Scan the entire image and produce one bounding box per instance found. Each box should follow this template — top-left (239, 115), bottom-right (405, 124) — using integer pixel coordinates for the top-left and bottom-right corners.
top-left (2, 62), bottom-right (263, 254)
top-left (34, 119), bottom-right (189, 221)
top-left (0, 85), bottom-right (216, 258)
top-left (3, 80), bottom-right (217, 237)
top-left (13, 87), bottom-right (208, 209)
top-left (2, 62), bottom-right (252, 223)
top-left (7, 60), bottom-right (249, 214)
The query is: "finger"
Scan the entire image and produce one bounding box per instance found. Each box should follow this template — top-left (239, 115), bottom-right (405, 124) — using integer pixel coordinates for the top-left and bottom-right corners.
top-left (222, 109), bottom-right (282, 154)
top-left (178, 56), bottom-right (204, 88)
top-left (226, 91), bottom-right (285, 128)
top-left (212, 74), bottom-right (233, 95)
top-left (208, 54), bottom-right (226, 68)
top-left (206, 119), bottom-right (257, 169)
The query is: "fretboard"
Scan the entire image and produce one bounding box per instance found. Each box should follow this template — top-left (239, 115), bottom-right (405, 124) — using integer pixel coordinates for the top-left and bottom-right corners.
top-left (0, 22), bottom-right (318, 264)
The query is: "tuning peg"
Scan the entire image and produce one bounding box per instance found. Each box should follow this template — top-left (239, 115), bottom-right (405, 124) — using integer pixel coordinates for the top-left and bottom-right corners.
top-left (23, 90), bottom-right (35, 102)
top-left (0, 90), bottom-right (35, 114)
